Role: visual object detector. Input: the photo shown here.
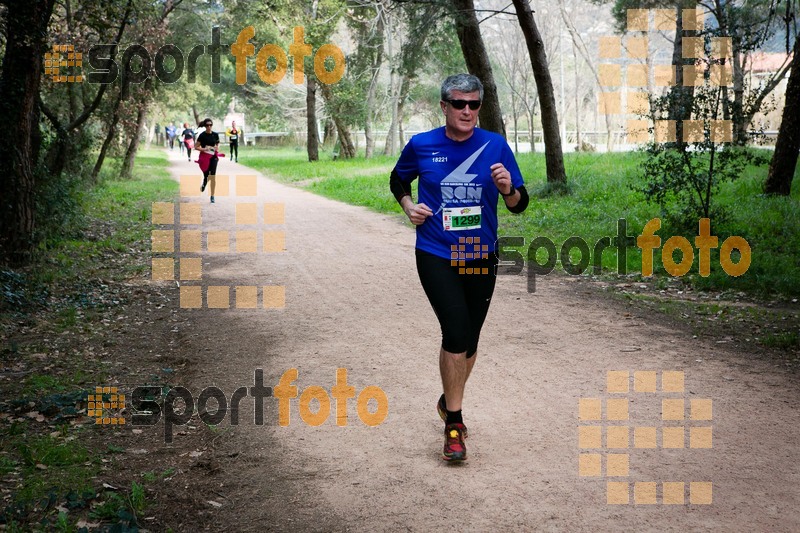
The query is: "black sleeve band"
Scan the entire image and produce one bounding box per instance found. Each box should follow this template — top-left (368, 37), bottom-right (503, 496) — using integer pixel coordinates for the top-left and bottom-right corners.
top-left (506, 185), bottom-right (529, 214)
top-left (390, 168), bottom-right (413, 204)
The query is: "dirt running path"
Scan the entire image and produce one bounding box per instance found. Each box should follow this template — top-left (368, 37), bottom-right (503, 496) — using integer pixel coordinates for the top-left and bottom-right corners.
top-left (162, 149), bottom-right (800, 531)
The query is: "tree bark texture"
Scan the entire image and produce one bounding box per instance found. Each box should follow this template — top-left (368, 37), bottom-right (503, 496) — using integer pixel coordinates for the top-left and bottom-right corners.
top-left (120, 96), bottom-right (149, 180)
top-left (511, 0), bottom-right (566, 183)
top-left (320, 83), bottom-right (356, 158)
top-left (670, 6), bottom-right (697, 148)
top-left (0, 0), bottom-right (56, 266)
top-left (92, 79), bottom-right (131, 182)
top-left (765, 33), bottom-right (800, 196)
top-left (450, 0), bottom-right (506, 137)
top-left (307, 76), bottom-right (320, 161)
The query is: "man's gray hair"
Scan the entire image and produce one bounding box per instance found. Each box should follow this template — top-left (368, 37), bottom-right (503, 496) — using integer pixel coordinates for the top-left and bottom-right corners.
top-left (441, 74), bottom-right (484, 101)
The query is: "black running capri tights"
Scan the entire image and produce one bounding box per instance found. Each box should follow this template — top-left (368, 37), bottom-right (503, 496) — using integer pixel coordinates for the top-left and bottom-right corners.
top-left (203, 155), bottom-right (219, 181)
top-left (415, 249), bottom-right (498, 358)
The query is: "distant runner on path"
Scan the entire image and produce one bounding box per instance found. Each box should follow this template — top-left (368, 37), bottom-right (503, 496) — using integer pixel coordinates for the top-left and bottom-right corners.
top-left (181, 123), bottom-right (195, 161)
top-left (196, 118), bottom-right (223, 204)
top-left (226, 121), bottom-right (241, 163)
top-left (166, 122), bottom-right (177, 150)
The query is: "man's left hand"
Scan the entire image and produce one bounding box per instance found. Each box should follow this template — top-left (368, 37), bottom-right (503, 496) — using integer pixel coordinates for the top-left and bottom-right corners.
top-left (490, 163), bottom-right (513, 195)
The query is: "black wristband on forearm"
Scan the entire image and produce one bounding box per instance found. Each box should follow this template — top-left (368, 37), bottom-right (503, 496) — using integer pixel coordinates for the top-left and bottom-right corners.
top-left (506, 185), bottom-right (529, 214)
top-left (501, 184), bottom-right (517, 197)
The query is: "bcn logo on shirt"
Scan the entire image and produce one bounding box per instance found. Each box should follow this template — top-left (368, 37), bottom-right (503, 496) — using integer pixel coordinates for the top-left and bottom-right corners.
top-left (442, 185), bottom-right (482, 202)
top-left (439, 142), bottom-right (489, 207)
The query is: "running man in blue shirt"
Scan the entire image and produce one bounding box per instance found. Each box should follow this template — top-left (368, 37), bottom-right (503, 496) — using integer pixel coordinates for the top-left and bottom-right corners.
top-left (390, 74), bottom-right (530, 462)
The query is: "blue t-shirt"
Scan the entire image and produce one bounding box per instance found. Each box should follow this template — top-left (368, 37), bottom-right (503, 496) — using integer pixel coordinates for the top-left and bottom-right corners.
top-left (166, 125), bottom-right (177, 138)
top-left (393, 127), bottom-right (524, 259)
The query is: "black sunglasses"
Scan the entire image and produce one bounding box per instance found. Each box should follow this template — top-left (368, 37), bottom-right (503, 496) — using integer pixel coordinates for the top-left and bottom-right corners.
top-left (445, 99), bottom-right (481, 110)
top-left (205, 122), bottom-right (213, 126)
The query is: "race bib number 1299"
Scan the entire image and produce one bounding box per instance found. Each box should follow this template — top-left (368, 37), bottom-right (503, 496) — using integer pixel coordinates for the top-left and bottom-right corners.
top-left (443, 206), bottom-right (482, 231)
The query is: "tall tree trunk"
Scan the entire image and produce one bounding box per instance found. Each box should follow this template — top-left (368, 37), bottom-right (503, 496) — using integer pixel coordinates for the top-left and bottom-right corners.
top-left (92, 80), bottom-right (130, 182)
top-left (364, 69), bottom-right (378, 158)
top-left (320, 83), bottom-right (356, 158)
top-left (192, 105), bottom-right (200, 126)
top-left (121, 99), bottom-right (148, 180)
top-left (323, 118), bottom-right (336, 147)
top-left (765, 33), bottom-right (800, 196)
top-left (65, 3), bottom-right (78, 124)
top-left (511, 0), bottom-right (567, 183)
top-left (146, 117), bottom-right (156, 146)
top-left (670, 5), bottom-right (697, 148)
top-left (557, 0), bottom-right (612, 151)
top-left (397, 75), bottom-right (412, 149)
top-left (333, 117), bottom-right (356, 158)
top-left (450, 0), bottom-right (506, 136)
top-left (363, 10), bottom-right (384, 159)
top-left (383, 72), bottom-right (401, 155)
top-left (732, 47), bottom-right (746, 144)
top-left (383, 6), bottom-right (400, 156)
top-left (47, 134), bottom-right (71, 180)
top-left (512, 100), bottom-right (519, 153)
top-left (528, 107), bottom-right (535, 152)
top-left (573, 41), bottom-right (580, 149)
top-left (0, 0), bottom-right (56, 266)
top-left (307, 76), bottom-right (320, 161)
top-left (383, 76), bottom-right (400, 155)
top-left (92, 108), bottom-right (123, 182)
top-left (713, 0), bottom-right (745, 145)
top-left (382, 10), bottom-right (398, 157)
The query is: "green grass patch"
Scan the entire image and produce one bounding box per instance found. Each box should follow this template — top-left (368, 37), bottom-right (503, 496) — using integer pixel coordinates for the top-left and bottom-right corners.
top-left (3, 431), bottom-right (97, 505)
top-left (89, 482), bottom-right (147, 523)
top-left (243, 146), bottom-right (799, 297)
top-left (244, 147), bottom-right (396, 184)
top-left (761, 331), bottom-right (800, 351)
top-left (3, 149), bottom-right (176, 313)
top-left (0, 148), bottom-right (175, 529)
top-left (22, 374), bottom-right (68, 397)
top-left (244, 147), bottom-right (402, 216)
top-left (307, 175), bottom-right (401, 213)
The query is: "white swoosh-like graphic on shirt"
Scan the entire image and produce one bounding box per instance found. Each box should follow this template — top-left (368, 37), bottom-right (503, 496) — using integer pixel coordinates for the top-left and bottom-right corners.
top-left (434, 141), bottom-right (490, 214)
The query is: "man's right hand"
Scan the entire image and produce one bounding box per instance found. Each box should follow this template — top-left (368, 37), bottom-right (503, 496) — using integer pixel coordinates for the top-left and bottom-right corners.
top-left (403, 202), bottom-right (433, 225)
